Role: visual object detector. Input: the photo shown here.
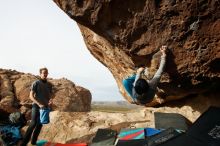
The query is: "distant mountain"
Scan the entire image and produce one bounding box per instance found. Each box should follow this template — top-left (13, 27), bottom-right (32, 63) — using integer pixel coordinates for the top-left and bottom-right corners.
top-left (92, 101), bottom-right (142, 108)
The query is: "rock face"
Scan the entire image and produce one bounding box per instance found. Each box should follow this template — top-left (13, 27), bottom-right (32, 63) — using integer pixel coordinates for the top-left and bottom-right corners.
top-left (53, 0), bottom-right (220, 105)
top-left (0, 69), bottom-right (91, 118)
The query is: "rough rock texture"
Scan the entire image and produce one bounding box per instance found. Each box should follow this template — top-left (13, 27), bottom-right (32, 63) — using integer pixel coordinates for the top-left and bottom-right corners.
top-left (0, 69), bottom-right (91, 118)
top-left (50, 79), bottom-right (92, 112)
top-left (53, 0), bottom-right (220, 105)
top-left (0, 70), bottom-right (22, 114)
top-left (36, 93), bottom-right (220, 144)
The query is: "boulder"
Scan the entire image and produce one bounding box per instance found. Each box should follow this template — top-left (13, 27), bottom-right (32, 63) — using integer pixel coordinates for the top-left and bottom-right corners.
top-left (0, 69), bottom-right (91, 119)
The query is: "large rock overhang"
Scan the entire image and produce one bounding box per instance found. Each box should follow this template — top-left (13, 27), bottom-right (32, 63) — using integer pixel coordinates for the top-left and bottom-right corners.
top-left (53, 0), bottom-right (220, 106)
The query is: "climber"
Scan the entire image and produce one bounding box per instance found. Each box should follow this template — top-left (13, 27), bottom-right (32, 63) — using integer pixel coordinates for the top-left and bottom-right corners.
top-left (21, 67), bottom-right (53, 146)
top-left (122, 45), bottom-right (167, 105)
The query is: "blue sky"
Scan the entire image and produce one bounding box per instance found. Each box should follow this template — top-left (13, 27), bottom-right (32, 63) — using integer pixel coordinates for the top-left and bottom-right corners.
top-left (0, 0), bottom-right (124, 101)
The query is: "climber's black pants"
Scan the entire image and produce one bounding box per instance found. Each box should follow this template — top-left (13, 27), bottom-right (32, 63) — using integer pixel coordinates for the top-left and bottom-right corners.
top-left (21, 104), bottom-right (42, 146)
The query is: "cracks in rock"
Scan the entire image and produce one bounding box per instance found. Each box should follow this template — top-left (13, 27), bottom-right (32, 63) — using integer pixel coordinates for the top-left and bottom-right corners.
top-left (51, 131), bottom-right (59, 142)
top-left (129, 42), bottom-right (149, 54)
top-left (194, 44), bottom-right (209, 63)
top-left (164, 10), bottom-right (180, 18)
top-left (129, 49), bottom-right (157, 69)
top-left (127, 25), bottom-right (150, 50)
top-left (76, 0), bottom-right (84, 8)
top-left (154, 0), bottom-right (162, 8)
top-left (109, 120), bottom-right (150, 132)
top-left (0, 74), bottom-right (18, 112)
top-left (209, 58), bottom-right (220, 73)
top-left (10, 77), bottom-right (21, 110)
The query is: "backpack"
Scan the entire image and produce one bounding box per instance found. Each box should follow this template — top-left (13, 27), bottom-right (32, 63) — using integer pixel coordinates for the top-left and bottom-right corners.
top-left (0, 125), bottom-right (22, 146)
top-left (9, 112), bottom-right (26, 128)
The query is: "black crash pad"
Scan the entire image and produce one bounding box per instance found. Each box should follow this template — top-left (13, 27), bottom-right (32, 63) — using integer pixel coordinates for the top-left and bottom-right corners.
top-left (154, 112), bottom-right (190, 131)
top-left (90, 129), bottom-right (117, 146)
top-left (156, 106), bottom-right (220, 146)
